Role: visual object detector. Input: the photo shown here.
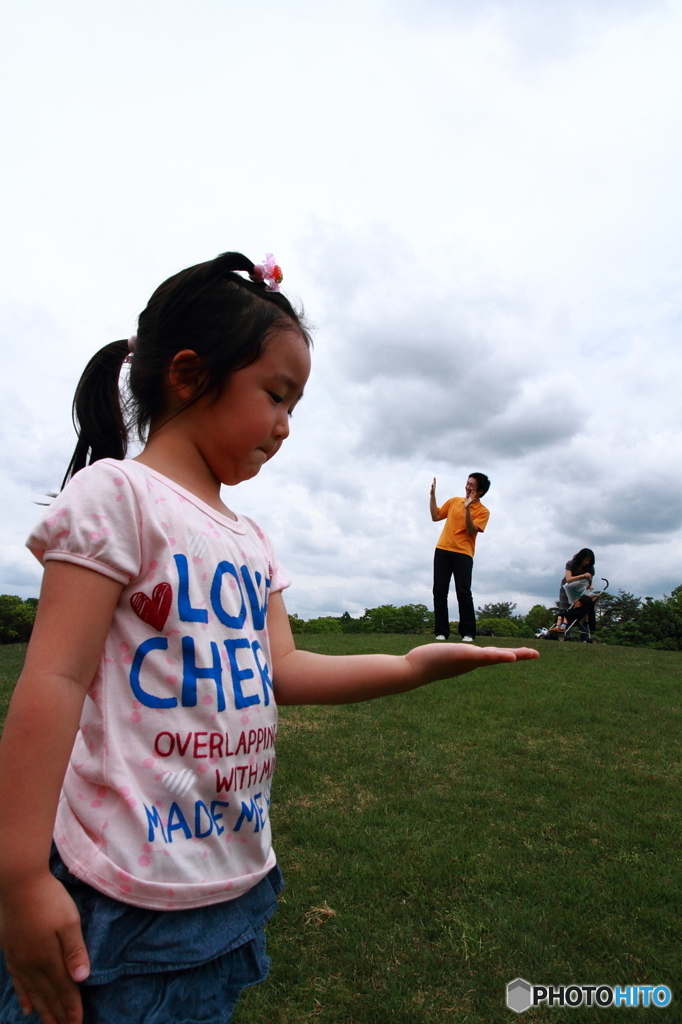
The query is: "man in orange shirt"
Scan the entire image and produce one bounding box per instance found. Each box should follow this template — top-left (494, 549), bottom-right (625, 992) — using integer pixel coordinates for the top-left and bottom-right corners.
top-left (430, 473), bottom-right (490, 642)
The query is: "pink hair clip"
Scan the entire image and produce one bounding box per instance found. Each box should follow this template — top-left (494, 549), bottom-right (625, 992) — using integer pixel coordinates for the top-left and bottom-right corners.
top-left (124, 334), bottom-right (137, 364)
top-left (249, 253), bottom-right (283, 292)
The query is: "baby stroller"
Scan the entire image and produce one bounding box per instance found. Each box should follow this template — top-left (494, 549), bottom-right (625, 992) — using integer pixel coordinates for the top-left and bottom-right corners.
top-left (538, 578), bottom-right (609, 643)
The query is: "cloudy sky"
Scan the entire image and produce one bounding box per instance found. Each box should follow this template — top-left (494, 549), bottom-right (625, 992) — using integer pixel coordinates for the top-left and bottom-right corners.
top-left (1, 0), bottom-right (681, 619)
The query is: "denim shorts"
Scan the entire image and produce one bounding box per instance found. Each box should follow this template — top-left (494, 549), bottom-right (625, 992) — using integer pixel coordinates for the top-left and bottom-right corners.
top-left (0, 847), bottom-right (283, 1024)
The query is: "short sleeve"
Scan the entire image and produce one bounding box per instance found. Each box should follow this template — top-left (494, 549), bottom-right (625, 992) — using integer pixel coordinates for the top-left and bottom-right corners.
top-left (243, 517), bottom-right (290, 596)
top-left (27, 461), bottom-right (143, 585)
top-left (472, 504), bottom-right (490, 532)
top-left (268, 559), bottom-right (290, 596)
top-left (436, 498), bottom-right (453, 520)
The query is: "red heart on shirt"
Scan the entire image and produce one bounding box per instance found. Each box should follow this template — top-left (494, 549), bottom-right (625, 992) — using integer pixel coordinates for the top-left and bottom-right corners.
top-left (130, 582), bottom-right (172, 632)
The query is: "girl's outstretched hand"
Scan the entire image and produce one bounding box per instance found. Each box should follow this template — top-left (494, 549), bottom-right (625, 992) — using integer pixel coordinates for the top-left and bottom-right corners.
top-left (405, 641), bottom-right (539, 684)
top-left (0, 873), bottom-right (89, 1024)
top-left (270, 592), bottom-right (539, 706)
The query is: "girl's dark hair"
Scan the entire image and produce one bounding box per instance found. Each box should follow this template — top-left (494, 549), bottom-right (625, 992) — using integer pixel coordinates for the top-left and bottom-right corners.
top-left (569, 548), bottom-right (595, 572)
top-left (62, 252), bottom-right (310, 487)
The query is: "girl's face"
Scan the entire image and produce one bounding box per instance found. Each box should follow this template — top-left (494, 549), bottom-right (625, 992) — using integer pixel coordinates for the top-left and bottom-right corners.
top-left (187, 325), bottom-right (311, 487)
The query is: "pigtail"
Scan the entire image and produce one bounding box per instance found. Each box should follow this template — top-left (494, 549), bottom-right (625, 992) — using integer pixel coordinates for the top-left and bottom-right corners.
top-left (61, 339), bottom-right (130, 488)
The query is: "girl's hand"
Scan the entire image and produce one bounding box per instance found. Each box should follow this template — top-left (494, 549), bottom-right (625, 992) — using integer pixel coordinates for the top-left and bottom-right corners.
top-left (405, 641), bottom-right (539, 683)
top-left (0, 874), bottom-right (89, 1024)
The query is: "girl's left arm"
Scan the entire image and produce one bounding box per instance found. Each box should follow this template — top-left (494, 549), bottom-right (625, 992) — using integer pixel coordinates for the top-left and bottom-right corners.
top-left (268, 592), bottom-right (538, 706)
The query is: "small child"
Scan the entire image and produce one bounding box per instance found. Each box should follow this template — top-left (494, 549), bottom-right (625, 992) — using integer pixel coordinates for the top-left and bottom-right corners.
top-left (0, 252), bottom-right (539, 1024)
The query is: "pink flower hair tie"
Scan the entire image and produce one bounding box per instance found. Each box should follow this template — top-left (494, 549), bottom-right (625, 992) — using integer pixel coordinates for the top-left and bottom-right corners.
top-left (249, 253), bottom-right (283, 292)
top-left (124, 334), bottom-right (137, 364)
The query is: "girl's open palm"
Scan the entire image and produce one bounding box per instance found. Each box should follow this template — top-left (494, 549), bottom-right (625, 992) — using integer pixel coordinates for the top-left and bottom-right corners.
top-left (405, 641), bottom-right (539, 682)
top-left (0, 873), bottom-right (89, 1024)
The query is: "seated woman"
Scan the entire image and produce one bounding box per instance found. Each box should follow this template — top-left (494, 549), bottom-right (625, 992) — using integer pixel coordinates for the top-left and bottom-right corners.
top-left (552, 548), bottom-right (596, 631)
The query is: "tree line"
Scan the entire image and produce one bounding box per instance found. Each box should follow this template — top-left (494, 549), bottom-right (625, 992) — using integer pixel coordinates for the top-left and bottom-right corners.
top-left (1, 586), bottom-right (681, 651)
top-left (0, 596), bottom-right (38, 644)
top-left (289, 588), bottom-right (682, 651)
top-left (290, 602), bottom-right (548, 639)
top-left (466, 589), bottom-right (682, 650)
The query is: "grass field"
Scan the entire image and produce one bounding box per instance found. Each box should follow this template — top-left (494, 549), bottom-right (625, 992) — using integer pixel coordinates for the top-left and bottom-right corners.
top-left (1, 638), bottom-right (680, 1022)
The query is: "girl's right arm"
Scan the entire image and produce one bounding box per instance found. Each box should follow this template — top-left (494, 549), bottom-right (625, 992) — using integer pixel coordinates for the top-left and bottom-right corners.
top-left (0, 562), bottom-right (122, 1024)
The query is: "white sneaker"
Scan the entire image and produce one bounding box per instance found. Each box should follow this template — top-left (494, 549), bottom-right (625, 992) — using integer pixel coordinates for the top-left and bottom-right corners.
top-left (461, 636), bottom-right (474, 642)
top-left (435, 635), bottom-right (447, 641)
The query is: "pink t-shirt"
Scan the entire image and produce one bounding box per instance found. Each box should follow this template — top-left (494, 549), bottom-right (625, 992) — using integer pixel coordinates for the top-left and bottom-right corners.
top-left (27, 459), bottom-right (288, 910)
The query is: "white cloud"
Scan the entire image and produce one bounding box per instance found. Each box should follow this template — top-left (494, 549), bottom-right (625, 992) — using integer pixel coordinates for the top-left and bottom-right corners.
top-left (1, 0), bottom-right (681, 618)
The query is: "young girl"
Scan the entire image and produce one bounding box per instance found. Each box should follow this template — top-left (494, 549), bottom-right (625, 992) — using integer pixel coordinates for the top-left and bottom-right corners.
top-left (0, 251), bottom-right (538, 1024)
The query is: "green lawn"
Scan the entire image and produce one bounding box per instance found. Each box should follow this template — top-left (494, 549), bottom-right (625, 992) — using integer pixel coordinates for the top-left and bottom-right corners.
top-left (0, 643), bottom-right (27, 725)
top-left (1, 638), bottom-right (680, 1022)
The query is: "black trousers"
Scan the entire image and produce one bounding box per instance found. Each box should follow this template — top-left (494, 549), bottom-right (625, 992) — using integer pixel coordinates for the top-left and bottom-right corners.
top-left (433, 548), bottom-right (476, 638)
